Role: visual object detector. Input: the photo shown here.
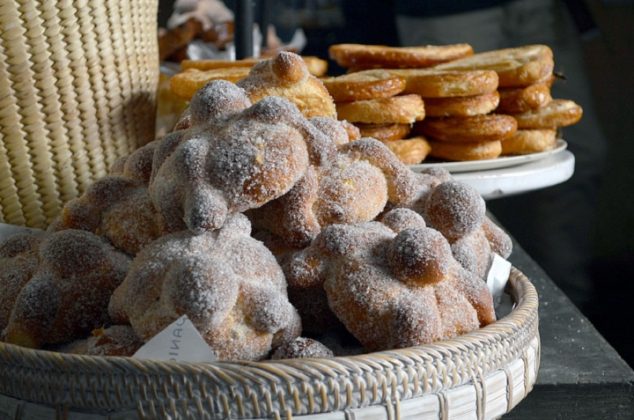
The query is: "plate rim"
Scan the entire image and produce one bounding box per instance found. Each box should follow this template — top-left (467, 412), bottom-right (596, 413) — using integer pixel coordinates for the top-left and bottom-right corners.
top-left (410, 139), bottom-right (568, 173)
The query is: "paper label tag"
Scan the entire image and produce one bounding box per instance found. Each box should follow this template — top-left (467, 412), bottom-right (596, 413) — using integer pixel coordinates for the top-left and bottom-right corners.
top-left (133, 315), bottom-right (217, 363)
top-left (486, 253), bottom-right (514, 318)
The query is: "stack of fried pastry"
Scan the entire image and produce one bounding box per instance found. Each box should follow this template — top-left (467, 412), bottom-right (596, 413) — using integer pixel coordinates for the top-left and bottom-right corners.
top-left (392, 67), bottom-right (517, 161)
top-left (321, 69), bottom-right (428, 164)
top-left (434, 44), bottom-right (583, 156)
top-left (325, 43), bottom-right (476, 165)
top-left (1, 52), bottom-right (512, 360)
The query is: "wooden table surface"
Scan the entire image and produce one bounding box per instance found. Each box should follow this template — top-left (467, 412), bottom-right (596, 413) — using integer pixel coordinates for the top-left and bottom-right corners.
top-left (505, 240), bottom-right (634, 419)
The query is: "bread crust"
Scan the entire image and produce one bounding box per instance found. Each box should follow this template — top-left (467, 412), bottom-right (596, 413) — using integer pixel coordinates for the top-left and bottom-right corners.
top-left (388, 69), bottom-right (499, 98)
top-left (424, 91), bottom-right (500, 117)
top-left (501, 129), bottom-right (557, 155)
top-left (336, 94), bottom-right (425, 124)
top-left (512, 99), bottom-right (583, 129)
top-left (329, 43), bottom-right (473, 69)
top-left (429, 140), bottom-right (502, 161)
top-left (435, 45), bottom-right (554, 87)
top-left (322, 69), bottom-right (406, 102)
top-left (416, 114), bottom-right (517, 142)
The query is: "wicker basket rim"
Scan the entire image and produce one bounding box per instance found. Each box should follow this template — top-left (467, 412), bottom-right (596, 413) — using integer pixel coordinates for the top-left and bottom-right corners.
top-left (0, 266), bottom-right (537, 372)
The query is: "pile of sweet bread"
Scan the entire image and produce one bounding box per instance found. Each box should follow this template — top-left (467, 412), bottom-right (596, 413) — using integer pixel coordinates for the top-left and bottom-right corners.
top-left (1, 52), bottom-right (513, 361)
top-left (169, 43), bottom-right (582, 164)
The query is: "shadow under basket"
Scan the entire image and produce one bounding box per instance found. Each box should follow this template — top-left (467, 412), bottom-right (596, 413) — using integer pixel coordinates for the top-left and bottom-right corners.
top-left (0, 268), bottom-right (539, 419)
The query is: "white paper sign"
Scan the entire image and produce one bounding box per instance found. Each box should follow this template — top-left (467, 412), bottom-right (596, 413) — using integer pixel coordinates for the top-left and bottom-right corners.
top-left (133, 315), bottom-right (217, 363)
top-left (486, 253), bottom-right (514, 317)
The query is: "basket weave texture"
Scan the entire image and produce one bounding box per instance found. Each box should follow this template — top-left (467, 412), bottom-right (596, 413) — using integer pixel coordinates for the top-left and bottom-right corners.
top-left (0, 0), bottom-right (158, 229)
top-left (0, 268), bottom-right (539, 420)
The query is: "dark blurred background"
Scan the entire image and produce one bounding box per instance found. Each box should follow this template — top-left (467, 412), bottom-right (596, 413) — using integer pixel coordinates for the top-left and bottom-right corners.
top-left (158, 0), bottom-right (634, 368)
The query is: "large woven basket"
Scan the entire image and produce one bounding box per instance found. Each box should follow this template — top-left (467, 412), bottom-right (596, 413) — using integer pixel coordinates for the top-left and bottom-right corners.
top-left (0, 0), bottom-right (158, 229)
top-left (0, 268), bottom-right (539, 420)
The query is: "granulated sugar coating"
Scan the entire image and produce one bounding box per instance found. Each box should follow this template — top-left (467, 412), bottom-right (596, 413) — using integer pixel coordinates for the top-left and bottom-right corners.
top-left (0, 230), bottom-right (130, 348)
top-left (287, 208), bottom-right (495, 351)
top-left (425, 181), bottom-right (486, 241)
top-left (109, 214), bottom-right (301, 361)
top-left (51, 176), bottom-right (165, 256)
top-left (149, 89), bottom-right (314, 234)
top-left (238, 51), bottom-right (337, 119)
top-left (271, 337), bottom-right (334, 359)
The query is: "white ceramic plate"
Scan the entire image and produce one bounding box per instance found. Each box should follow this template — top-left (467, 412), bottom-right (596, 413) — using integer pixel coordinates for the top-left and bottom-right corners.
top-left (410, 139), bottom-right (568, 173)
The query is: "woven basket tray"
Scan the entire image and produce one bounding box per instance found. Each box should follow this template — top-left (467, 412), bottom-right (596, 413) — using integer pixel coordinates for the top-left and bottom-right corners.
top-left (0, 0), bottom-right (158, 229)
top-left (0, 268), bottom-right (539, 420)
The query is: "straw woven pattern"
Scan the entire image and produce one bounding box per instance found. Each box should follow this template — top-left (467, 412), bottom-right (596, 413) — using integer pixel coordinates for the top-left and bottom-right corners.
top-left (0, 0), bottom-right (158, 228)
top-left (0, 268), bottom-right (539, 420)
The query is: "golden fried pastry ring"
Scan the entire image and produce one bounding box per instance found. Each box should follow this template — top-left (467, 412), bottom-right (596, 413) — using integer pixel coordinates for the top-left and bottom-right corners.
top-left (329, 43), bottom-right (474, 69)
top-left (428, 140), bottom-right (502, 161)
top-left (435, 44), bottom-right (555, 88)
top-left (336, 94), bottom-right (425, 124)
top-left (383, 137), bottom-right (431, 164)
top-left (416, 114), bottom-right (517, 142)
top-left (388, 69), bottom-right (499, 98)
top-left (424, 91), bottom-right (500, 117)
top-left (356, 122), bottom-right (412, 142)
top-left (170, 67), bottom-right (251, 99)
top-left (497, 80), bottom-right (553, 114)
top-left (321, 69), bottom-right (406, 102)
top-left (512, 99), bottom-right (583, 129)
top-left (501, 129), bottom-right (557, 155)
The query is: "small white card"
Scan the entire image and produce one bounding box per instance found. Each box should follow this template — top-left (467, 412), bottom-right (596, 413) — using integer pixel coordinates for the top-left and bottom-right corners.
top-left (133, 315), bottom-right (217, 363)
top-left (486, 253), bottom-right (514, 317)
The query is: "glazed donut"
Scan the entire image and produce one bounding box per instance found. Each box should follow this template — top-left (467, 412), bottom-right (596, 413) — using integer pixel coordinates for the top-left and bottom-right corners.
top-left (423, 91), bottom-right (500, 118)
top-left (512, 99), bottom-right (583, 129)
top-left (383, 137), bottom-right (431, 165)
top-left (501, 129), bottom-right (557, 155)
top-left (329, 43), bottom-right (473, 69)
top-left (336, 94), bottom-right (425, 124)
top-left (428, 140), bottom-right (502, 161)
top-left (415, 114), bottom-right (517, 143)
top-left (389, 69), bottom-right (499, 98)
top-left (436, 45), bottom-right (555, 88)
top-left (321, 69), bottom-right (406, 102)
top-left (497, 79), bottom-right (553, 114)
top-left (355, 123), bottom-right (412, 142)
